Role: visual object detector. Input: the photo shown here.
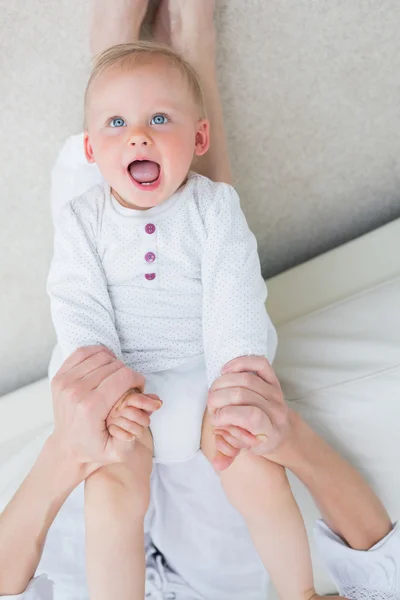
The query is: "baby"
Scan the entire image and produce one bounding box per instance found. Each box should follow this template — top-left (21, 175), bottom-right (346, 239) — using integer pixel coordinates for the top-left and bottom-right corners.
top-left (48, 41), bottom-right (321, 600)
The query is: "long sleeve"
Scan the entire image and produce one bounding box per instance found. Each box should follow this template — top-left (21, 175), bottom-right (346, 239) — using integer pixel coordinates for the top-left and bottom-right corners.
top-left (47, 198), bottom-right (122, 363)
top-left (315, 519), bottom-right (400, 599)
top-left (202, 183), bottom-right (276, 386)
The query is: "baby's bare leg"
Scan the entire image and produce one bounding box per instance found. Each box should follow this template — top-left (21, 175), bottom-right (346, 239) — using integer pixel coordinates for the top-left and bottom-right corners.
top-left (89, 0), bottom-right (149, 56)
top-left (85, 429), bottom-right (153, 600)
top-left (153, 0), bottom-right (232, 184)
top-left (201, 414), bottom-right (315, 600)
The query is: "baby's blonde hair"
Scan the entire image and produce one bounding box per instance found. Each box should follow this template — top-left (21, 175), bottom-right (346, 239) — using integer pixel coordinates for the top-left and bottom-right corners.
top-left (84, 41), bottom-right (206, 126)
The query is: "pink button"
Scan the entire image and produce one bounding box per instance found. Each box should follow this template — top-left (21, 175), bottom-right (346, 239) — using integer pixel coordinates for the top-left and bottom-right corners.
top-left (145, 223), bottom-right (156, 234)
top-left (145, 252), bottom-right (156, 263)
top-left (145, 273), bottom-right (156, 281)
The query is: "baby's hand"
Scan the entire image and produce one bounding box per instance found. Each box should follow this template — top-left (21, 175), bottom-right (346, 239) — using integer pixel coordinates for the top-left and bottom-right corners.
top-left (211, 425), bottom-right (259, 470)
top-left (107, 388), bottom-right (162, 443)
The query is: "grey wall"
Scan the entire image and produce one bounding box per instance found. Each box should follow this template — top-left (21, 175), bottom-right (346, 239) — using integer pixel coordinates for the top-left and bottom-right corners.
top-left (1, 0), bottom-right (400, 395)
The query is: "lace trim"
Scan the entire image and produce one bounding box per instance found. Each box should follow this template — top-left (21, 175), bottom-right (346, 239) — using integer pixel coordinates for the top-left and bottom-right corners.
top-left (341, 585), bottom-right (400, 600)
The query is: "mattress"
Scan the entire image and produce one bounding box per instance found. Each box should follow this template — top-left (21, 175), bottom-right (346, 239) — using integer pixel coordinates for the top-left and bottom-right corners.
top-left (1, 216), bottom-right (400, 596)
top-left (267, 216), bottom-right (400, 326)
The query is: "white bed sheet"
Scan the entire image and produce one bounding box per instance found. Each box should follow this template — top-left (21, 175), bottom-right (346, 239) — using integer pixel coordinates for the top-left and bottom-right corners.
top-left (267, 216), bottom-right (400, 326)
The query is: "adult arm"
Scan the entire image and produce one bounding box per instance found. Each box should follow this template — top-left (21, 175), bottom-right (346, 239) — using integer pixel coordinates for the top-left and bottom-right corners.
top-left (0, 437), bottom-right (84, 595)
top-left (193, 61), bottom-right (232, 184)
top-left (209, 355), bottom-right (392, 551)
top-left (0, 346), bottom-right (156, 596)
top-left (273, 409), bottom-right (392, 551)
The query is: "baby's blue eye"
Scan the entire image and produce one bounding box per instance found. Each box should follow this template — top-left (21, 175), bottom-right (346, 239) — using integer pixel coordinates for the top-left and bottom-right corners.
top-left (151, 114), bottom-right (168, 125)
top-left (110, 117), bottom-right (126, 128)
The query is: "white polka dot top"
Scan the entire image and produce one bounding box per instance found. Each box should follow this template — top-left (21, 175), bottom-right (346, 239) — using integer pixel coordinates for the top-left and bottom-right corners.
top-left (47, 173), bottom-right (277, 385)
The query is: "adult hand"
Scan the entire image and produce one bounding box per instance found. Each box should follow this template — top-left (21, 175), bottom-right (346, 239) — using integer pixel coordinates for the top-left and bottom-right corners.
top-left (51, 345), bottom-right (161, 475)
top-left (207, 356), bottom-right (290, 470)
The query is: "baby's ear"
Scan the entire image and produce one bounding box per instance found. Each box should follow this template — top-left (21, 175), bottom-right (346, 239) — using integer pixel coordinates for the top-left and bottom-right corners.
top-left (194, 119), bottom-right (210, 156)
top-left (83, 131), bottom-right (96, 163)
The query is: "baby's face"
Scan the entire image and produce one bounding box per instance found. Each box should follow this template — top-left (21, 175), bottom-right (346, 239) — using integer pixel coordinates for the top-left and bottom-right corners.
top-left (84, 59), bottom-right (209, 210)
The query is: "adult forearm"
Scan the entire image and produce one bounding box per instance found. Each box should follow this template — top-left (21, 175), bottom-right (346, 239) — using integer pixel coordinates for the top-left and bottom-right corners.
top-left (0, 435), bottom-right (85, 595)
top-left (273, 410), bottom-right (392, 550)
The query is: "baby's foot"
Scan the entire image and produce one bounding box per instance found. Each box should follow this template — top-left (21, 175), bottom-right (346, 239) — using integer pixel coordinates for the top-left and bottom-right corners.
top-left (90, 0), bottom-right (150, 56)
top-left (153, 0), bottom-right (216, 65)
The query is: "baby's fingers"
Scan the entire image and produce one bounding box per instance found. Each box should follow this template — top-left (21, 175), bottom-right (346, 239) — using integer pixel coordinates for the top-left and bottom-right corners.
top-left (122, 392), bottom-right (162, 414)
top-left (215, 426), bottom-right (259, 449)
top-left (212, 426), bottom-right (259, 471)
top-left (109, 406), bottom-right (151, 429)
top-left (108, 423), bottom-right (137, 442)
top-left (212, 434), bottom-right (241, 471)
top-left (108, 416), bottom-right (144, 440)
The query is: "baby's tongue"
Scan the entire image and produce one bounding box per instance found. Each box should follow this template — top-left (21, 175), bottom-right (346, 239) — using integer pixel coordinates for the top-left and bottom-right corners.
top-left (129, 160), bottom-right (160, 183)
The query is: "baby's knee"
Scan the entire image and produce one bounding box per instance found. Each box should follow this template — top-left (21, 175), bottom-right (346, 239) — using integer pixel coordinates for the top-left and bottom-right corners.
top-left (220, 452), bottom-right (289, 517)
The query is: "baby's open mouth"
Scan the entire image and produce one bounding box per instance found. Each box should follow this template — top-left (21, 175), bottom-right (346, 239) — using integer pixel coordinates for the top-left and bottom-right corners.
top-left (128, 160), bottom-right (160, 186)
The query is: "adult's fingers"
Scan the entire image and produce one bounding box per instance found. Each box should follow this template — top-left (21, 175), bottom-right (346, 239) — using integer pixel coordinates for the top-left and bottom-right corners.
top-left (93, 366), bottom-right (146, 415)
top-left (55, 360), bottom-right (134, 412)
top-left (221, 355), bottom-right (280, 387)
top-left (208, 375), bottom-right (279, 415)
top-left (210, 371), bottom-right (269, 396)
top-left (73, 350), bottom-right (117, 383)
top-left (214, 406), bottom-right (289, 456)
top-left (74, 355), bottom-right (125, 391)
top-left (212, 405), bottom-right (274, 437)
top-left (55, 346), bottom-right (115, 378)
top-left (53, 347), bottom-right (123, 403)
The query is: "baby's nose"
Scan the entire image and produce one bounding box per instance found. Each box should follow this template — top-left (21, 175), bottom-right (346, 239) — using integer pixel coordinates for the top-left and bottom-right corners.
top-left (129, 129), bottom-right (152, 146)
